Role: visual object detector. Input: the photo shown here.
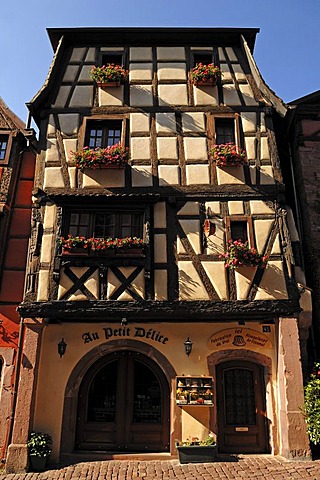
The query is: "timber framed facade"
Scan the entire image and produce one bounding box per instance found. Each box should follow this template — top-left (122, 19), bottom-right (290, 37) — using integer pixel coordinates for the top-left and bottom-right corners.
top-left (4, 28), bottom-right (313, 471)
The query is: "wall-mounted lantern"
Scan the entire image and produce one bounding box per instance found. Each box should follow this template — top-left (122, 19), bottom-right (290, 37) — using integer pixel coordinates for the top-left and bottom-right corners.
top-left (184, 337), bottom-right (193, 357)
top-left (58, 338), bottom-right (67, 358)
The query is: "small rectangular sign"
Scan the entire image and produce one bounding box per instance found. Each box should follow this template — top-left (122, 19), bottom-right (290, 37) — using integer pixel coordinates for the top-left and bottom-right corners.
top-left (235, 427), bottom-right (249, 432)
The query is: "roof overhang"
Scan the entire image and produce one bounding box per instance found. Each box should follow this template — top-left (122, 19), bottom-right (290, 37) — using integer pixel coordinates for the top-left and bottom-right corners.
top-left (47, 27), bottom-right (259, 53)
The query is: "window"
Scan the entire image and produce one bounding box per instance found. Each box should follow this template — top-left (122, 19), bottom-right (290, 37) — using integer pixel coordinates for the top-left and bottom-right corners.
top-left (101, 53), bottom-right (124, 66)
top-left (225, 217), bottom-right (254, 246)
top-left (193, 53), bottom-right (213, 67)
top-left (230, 221), bottom-right (248, 243)
top-left (86, 120), bottom-right (122, 148)
top-left (0, 136), bottom-right (8, 161)
top-left (215, 118), bottom-right (235, 145)
top-left (66, 210), bottom-right (143, 239)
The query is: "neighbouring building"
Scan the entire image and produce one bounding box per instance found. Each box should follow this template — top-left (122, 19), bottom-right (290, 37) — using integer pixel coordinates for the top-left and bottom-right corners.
top-left (0, 98), bottom-right (36, 462)
top-left (4, 28), bottom-right (313, 472)
top-left (285, 91), bottom-right (320, 361)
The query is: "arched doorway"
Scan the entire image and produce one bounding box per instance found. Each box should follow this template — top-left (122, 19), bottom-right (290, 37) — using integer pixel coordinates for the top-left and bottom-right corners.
top-left (216, 360), bottom-right (269, 453)
top-left (76, 350), bottom-right (170, 452)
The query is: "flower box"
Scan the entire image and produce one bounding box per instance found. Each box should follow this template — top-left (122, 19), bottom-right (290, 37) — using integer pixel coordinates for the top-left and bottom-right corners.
top-left (90, 163), bottom-right (125, 170)
top-left (116, 247), bottom-right (144, 256)
top-left (59, 236), bottom-right (146, 256)
top-left (62, 247), bottom-right (89, 256)
top-left (176, 445), bottom-right (217, 464)
top-left (220, 240), bottom-right (268, 269)
top-left (190, 63), bottom-right (222, 87)
top-left (91, 65), bottom-right (128, 86)
top-left (211, 142), bottom-right (247, 167)
top-left (70, 144), bottom-right (129, 172)
top-left (193, 78), bottom-right (217, 87)
top-left (96, 80), bottom-right (121, 88)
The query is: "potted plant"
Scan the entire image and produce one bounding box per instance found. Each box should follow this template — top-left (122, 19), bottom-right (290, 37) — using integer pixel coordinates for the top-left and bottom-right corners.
top-left (59, 235), bottom-right (89, 255)
top-left (90, 64), bottom-right (128, 87)
top-left (70, 143), bottom-right (129, 172)
top-left (176, 434), bottom-right (217, 464)
top-left (304, 362), bottom-right (320, 457)
top-left (211, 142), bottom-right (247, 167)
top-left (27, 431), bottom-right (52, 472)
top-left (190, 63), bottom-right (222, 86)
top-left (220, 239), bottom-right (268, 269)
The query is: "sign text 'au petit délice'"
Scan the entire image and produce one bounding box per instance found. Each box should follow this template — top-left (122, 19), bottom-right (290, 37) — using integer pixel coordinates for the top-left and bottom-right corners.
top-left (81, 327), bottom-right (169, 345)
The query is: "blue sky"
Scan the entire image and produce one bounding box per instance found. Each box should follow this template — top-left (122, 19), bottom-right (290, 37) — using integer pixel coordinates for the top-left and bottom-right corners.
top-left (1, 0), bottom-right (319, 123)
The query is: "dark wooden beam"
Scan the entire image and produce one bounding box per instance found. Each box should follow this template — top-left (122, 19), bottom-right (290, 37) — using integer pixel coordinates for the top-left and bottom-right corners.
top-left (18, 299), bottom-right (301, 322)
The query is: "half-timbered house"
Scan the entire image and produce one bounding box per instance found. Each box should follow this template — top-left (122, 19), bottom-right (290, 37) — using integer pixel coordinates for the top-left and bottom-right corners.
top-left (5, 28), bottom-right (312, 471)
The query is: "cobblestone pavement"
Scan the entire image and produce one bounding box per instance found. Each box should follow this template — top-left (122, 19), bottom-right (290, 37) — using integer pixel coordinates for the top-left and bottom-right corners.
top-left (1, 456), bottom-right (320, 480)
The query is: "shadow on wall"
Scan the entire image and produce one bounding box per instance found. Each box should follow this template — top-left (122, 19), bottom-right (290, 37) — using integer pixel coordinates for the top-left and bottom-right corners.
top-left (178, 269), bottom-right (203, 299)
top-left (256, 262), bottom-right (288, 299)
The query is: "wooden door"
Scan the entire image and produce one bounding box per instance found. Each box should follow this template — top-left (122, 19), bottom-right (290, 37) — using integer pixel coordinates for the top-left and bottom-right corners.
top-left (216, 361), bottom-right (269, 453)
top-left (76, 351), bottom-right (170, 452)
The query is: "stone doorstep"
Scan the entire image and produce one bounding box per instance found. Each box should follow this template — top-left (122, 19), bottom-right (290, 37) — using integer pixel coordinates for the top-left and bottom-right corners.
top-left (58, 452), bottom-right (175, 465)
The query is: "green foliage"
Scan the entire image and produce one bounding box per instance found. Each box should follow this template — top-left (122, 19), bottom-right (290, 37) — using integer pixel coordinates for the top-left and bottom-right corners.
top-left (177, 434), bottom-right (216, 446)
top-left (70, 143), bottom-right (129, 171)
top-left (90, 64), bottom-right (128, 83)
top-left (190, 63), bottom-right (222, 83)
top-left (304, 363), bottom-right (320, 445)
top-left (211, 142), bottom-right (247, 167)
top-left (220, 239), bottom-right (268, 270)
top-left (27, 432), bottom-right (52, 458)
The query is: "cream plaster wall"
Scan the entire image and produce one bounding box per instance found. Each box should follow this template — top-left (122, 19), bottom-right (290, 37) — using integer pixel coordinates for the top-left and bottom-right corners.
top-left (82, 169), bottom-right (125, 188)
top-left (181, 112), bottom-right (206, 133)
top-left (186, 165), bottom-right (210, 185)
top-left (99, 87), bottom-right (124, 106)
top-left (130, 85), bottom-right (153, 107)
top-left (130, 47), bottom-right (153, 61)
top-left (179, 219), bottom-right (201, 254)
top-left (178, 261), bottom-right (209, 300)
top-left (129, 64), bottom-right (153, 82)
top-left (154, 202), bottom-right (167, 228)
top-left (156, 113), bottom-right (177, 133)
top-left (158, 85), bottom-right (188, 106)
top-left (216, 166), bottom-right (245, 185)
top-left (154, 270), bottom-right (168, 300)
top-left (178, 202), bottom-right (199, 216)
top-left (34, 321), bottom-right (276, 461)
top-left (193, 85), bottom-right (218, 106)
top-left (130, 113), bottom-right (150, 133)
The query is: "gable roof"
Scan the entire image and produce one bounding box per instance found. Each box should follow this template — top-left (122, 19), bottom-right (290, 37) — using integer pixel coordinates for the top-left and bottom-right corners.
top-left (0, 97), bottom-right (25, 131)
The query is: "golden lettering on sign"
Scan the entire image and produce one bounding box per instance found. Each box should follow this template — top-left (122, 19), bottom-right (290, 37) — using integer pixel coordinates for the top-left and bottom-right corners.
top-left (81, 326), bottom-right (169, 345)
top-left (208, 328), bottom-right (272, 350)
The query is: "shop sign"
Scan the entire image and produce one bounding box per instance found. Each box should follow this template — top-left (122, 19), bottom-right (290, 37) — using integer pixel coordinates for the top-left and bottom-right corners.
top-left (81, 326), bottom-right (169, 346)
top-left (208, 328), bottom-right (272, 351)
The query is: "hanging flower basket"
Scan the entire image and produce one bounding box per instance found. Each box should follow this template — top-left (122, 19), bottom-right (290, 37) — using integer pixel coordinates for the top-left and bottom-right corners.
top-left (90, 64), bottom-right (128, 87)
top-left (70, 143), bottom-right (129, 172)
top-left (220, 240), bottom-right (268, 269)
top-left (211, 142), bottom-right (247, 167)
top-left (190, 63), bottom-right (222, 87)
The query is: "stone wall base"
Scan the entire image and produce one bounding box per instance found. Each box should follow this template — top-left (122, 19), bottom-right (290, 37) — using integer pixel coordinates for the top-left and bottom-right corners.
top-left (5, 444), bottom-right (28, 473)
